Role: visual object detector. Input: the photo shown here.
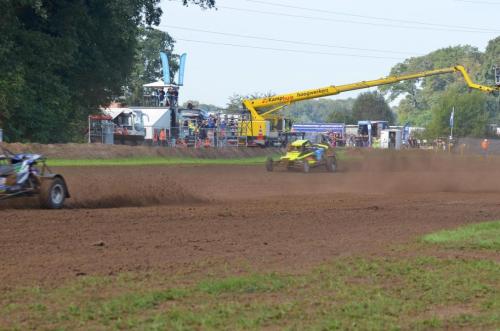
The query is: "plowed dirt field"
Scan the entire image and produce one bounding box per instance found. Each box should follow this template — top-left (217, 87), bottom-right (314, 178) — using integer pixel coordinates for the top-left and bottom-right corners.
top-left (1, 151), bottom-right (500, 287)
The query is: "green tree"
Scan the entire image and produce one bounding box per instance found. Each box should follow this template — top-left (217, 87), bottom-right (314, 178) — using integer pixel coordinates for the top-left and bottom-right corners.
top-left (225, 92), bottom-right (274, 113)
top-left (427, 88), bottom-right (489, 138)
top-left (379, 42), bottom-right (499, 128)
top-left (381, 45), bottom-right (483, 104)
top-left (479, 37), bottom-right (500, 86)
top-left (0, 0), bottom-right (215, 143)
top-left (125, 27), bottom-right (178, 106)
top-left (227, 93), bottom-right (355, 123)
top-left (287, 98), bottom-right (355, 123)
top-left (323, 99), bottom-right (355, 124)
top-left (351, 91), bottom-right (394, 124)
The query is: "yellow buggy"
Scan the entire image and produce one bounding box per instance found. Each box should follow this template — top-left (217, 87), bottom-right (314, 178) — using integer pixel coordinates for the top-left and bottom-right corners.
top-left (265, 139), bottom-right (337, 173)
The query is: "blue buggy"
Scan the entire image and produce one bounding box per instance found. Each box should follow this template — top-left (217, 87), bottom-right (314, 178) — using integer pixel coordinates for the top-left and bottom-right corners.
top-left (0, 147), bottom-right (70, 208)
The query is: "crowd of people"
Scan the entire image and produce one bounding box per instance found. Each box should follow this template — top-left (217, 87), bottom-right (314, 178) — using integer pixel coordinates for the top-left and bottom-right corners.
top-left (150, 86), bottom-right (179, 108)
top-left (151, 112), bottom-right (242, 147)
top-left (182, 113), bottom-right (242, 145)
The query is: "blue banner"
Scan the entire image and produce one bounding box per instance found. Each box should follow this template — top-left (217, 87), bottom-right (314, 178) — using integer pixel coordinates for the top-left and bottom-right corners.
top-left (292, 123), bottom-right (345, 134)
top-left (177, 53), bottom-right (187, 86)
top-left (449, 107), bottom-right (454, 128)
top-left (160, 52), bottom-right (171, 84)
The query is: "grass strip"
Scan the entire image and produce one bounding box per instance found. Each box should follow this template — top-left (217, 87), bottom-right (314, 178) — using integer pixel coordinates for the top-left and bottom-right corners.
top-left (47, 148), bottom-right (349, 167)
top-left (1, 257), bottom-right (498, 330)
top-left (423, 220), bottom-right (500, 250)
top-left (47, 156), bottom-right (271, 167)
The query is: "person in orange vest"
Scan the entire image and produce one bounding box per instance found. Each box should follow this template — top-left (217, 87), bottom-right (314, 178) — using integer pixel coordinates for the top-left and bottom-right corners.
top-left (159, 128), bottom-right (167, 146)
top-left (480, 138), bottom-right (490, 158)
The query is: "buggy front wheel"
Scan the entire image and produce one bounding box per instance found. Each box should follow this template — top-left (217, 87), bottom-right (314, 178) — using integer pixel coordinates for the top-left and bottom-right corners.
top-left (326, 157), bottom-right (337, 172)
top-left (302, 161), bottom-right (310, 173)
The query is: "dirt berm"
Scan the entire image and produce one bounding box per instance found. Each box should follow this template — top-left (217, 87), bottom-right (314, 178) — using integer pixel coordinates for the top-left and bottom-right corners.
top-left (0, 142), bottom-right (280, 159)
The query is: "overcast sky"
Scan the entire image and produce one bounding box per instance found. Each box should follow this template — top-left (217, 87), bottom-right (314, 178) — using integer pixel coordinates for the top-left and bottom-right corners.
top-left (159, 0), bottom-right (499, 107)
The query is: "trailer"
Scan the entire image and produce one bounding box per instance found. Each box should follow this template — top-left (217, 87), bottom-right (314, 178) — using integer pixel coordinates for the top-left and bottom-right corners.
top-left (102, 107), bottom-right (147, 145)
top-left (380, 129), bottom-right (402, 150)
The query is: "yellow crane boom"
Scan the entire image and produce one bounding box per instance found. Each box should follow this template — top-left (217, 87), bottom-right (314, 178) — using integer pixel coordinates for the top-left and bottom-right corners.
top-left (243, 65), bottom-right (499, 123)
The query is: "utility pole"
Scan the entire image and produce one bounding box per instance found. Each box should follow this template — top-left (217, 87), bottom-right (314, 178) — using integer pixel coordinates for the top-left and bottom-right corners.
top-left (450, 107), bottom-right (454, 140)
top-left (449, 107), bottom-right (455, 153)
top-left (495, 66), bottom-right (500, 86)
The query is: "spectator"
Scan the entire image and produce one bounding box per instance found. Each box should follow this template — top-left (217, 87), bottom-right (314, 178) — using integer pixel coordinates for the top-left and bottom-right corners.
top-left (481, 138), bottom-right (490, 158)
top-left (159, 88), bottom-right (165, 106)
top-left (219, 120), bottom-right (226, 140)
top-left (166, 87), bottom-right (173, 105)
top-left (199, 120), bottom-right (208, 140)
top-left (208, 115), bottom-right (215, 129)
top-left (153, 129), bottom-right (159, 146)
top-left (159, 128), bottom-right (167, 146)
top-left (151, 90), bottom-right (158, 106)
top-left (169, 87), bottom-right (178, 107)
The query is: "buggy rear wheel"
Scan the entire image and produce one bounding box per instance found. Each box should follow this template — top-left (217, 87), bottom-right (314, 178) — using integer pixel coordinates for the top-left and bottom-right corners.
top-left (302, 161), bottom-right (310, 173)
top-left (39, 178), bottom-right (66, 209)
top-left (326, 156), bottom-right (337, 172)
top-left (265, 157), bottom-right (274, 172)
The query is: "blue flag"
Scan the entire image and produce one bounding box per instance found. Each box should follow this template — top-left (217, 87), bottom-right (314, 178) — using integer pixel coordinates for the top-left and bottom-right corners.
top-left (160, 52), bottom-right (171, 84)
top-left (177, 53), bottom-right (187, 86)
top-left (449, 108), bottom-right (454, 128)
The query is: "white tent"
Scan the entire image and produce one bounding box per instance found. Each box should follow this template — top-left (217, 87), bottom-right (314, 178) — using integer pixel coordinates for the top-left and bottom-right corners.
top-left (102, 107), bottom-right (133, 120)
top-left (131, 107), bottom-right (172, 140)
top-left (142, 80), bottom-right (178, 89)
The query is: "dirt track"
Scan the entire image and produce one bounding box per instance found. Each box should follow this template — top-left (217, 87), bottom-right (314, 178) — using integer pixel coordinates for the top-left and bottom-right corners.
top-left (1, 151), bottom-right (500, 287)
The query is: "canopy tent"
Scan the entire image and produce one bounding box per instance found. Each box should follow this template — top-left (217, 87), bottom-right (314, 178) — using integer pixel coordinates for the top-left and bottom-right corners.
top-left (102, 107), bottom-right (133, 120)
top-left (142, 80), bottom-right (178, 88)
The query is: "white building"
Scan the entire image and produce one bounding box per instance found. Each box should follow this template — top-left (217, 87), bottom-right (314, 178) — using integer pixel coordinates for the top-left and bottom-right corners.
top-left (133, 107), bottom-right (172, 141)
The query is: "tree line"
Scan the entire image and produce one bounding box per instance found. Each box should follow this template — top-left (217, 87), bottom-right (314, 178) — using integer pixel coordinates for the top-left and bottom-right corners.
top-left (0, 1), bottom-right (497, 142)
top-left (0, 0), bottom-right (214, 143)
top-left (381, 38), bottom-right (499, 138)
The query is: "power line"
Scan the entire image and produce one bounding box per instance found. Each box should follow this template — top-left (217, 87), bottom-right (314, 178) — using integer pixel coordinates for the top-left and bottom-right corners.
top-left (160, 24), bottom-right (424, 56)
top-left (174, 37), bottom-right (406, 60)
top-left (454, 0), bottom-right (500, 4)
top-left (461, 0), bottom-right (500, 4)
top-left (236, 0), bottom-right (500, 32)
top-left (166, 0), bottom-right (498, 34)
top-left (217, 5), bottom-right (496, 34)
